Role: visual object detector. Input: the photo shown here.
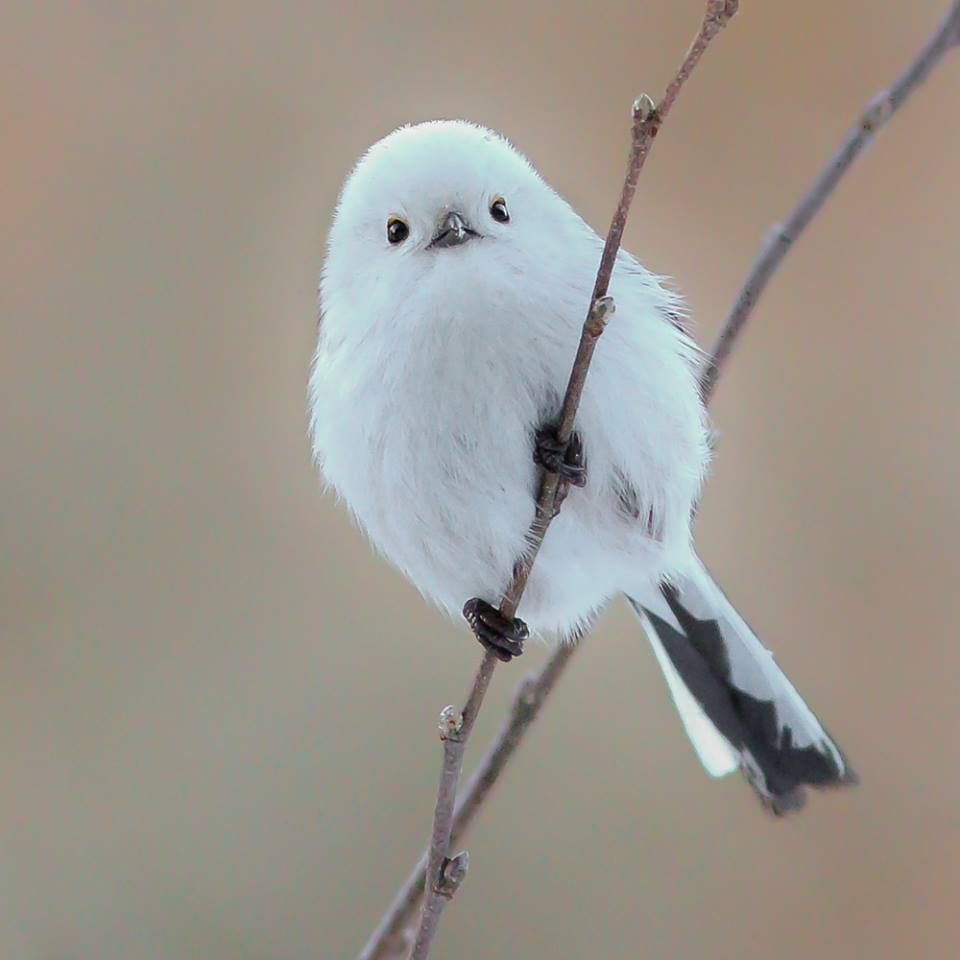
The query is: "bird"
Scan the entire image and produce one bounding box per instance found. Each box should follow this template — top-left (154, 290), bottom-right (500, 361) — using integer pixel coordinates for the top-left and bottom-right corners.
top-left (308, 119), bottom-right (854, 813)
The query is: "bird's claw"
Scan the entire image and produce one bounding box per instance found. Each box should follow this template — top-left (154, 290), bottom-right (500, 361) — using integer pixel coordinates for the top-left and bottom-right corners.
top-left (462, 598), bottom-right (528, 662)
top-left (534, 426), bottom-right (586, 487)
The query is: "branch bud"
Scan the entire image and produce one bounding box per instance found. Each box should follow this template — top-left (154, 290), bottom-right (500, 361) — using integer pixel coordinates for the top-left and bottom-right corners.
top-left (708, 0), bottom-right (739, 28)
top-left (436, 851), bottom-right (470, 898)
top-left (632, 93), bottom-right (656, 122)
top-left (438, 705), bottom-right (462, 741)
top-left (587, 295), bottom-right (616, 336)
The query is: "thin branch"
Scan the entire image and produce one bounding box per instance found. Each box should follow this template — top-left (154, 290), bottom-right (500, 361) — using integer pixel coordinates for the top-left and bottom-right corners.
top-left (356, 5), bottom-right (960, 956)
top-left (700, 0), bottom-right (960, 403)
top-left (358, 6), bottom-right (740, 960)
top-left (356, 643), bottom-right (578, 960)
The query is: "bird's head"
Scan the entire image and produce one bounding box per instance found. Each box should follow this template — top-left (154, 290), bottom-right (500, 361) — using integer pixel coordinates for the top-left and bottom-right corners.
top-left (322, 120), bottom-right (567, 317)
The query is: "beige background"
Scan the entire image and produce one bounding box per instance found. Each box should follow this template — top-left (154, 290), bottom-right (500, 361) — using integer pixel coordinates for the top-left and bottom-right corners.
top-left (3, 1), bottom-right (960, 958)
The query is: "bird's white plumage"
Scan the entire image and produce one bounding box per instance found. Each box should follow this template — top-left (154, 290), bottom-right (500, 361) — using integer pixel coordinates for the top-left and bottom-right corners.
top-left (310, 121), bottom-right (708, 636)
top-left (309, 120), bottom-right (850, 802)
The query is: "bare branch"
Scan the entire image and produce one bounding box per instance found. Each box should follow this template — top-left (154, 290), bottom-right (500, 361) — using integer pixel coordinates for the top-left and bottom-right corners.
top-left (356, 643), bottom-right (578, 960)
top-left (699, 0), bottom-right (960, 403)
top-left (356, 4), bottom-right (960, 958)
top-left (356, 4), bottom-right (960, 955)
top-left (357, 6), bottom-right (740, 960)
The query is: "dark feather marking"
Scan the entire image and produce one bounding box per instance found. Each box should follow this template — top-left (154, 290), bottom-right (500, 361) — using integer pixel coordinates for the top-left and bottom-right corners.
top-left (613, 469), bottom-right (661, 539)
top-left (643, 584), bottom-right (852, 813)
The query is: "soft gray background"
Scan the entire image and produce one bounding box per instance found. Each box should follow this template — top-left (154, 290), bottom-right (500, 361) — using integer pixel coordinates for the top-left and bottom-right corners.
top-left (3, 1), bottom-right (959, 958)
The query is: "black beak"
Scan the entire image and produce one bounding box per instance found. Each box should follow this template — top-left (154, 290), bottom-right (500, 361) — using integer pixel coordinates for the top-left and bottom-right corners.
top-left (430, 211), bottom-right (478, 248)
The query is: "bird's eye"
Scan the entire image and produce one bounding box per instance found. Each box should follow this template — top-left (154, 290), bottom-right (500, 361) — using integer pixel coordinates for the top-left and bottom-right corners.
top-left (386, 216), bottom-right (409, 244)
top-left (489, 197), bottom-right (510, 224)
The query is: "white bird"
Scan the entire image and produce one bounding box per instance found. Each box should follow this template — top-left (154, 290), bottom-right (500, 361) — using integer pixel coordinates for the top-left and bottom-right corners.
top-left (309, 120), bottom-right (854, 813)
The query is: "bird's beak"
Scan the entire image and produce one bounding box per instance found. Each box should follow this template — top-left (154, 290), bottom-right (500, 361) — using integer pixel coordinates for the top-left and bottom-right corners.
top-left (430, 211), bottom-right (478, 248)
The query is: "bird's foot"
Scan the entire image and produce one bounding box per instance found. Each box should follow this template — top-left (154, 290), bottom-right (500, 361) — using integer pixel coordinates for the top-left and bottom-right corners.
top-left (462, 598), bottom-right (528, 662)
top-left (534, 426), bottom-right (586, 487)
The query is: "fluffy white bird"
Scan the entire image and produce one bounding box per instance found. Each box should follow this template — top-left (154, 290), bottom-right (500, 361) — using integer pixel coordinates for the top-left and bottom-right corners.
top-left (309, 120), bottom-right (854, 812)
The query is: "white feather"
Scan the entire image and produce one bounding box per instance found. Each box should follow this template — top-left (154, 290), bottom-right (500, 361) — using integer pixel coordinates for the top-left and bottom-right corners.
top-left (642, 618), bottom-right (740, 777)
top-left (309, 120), bottom-right (709, 637)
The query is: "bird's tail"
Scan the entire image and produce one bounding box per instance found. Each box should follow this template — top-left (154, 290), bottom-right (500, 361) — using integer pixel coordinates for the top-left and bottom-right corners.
top-left (627, 558), bottom-right (855, 813)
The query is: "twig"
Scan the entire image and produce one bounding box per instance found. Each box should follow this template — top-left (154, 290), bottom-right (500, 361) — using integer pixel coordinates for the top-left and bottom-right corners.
top-left (357, 5), bottom-right (960, 956)
top-left (358, 0), bottom-right (960, 960)
top-left (360, 6), bottom-right (741, 960)
top-left (357, 643), bottom-right (578, 960)
top-left (700, 0), bottom-right (960, 403)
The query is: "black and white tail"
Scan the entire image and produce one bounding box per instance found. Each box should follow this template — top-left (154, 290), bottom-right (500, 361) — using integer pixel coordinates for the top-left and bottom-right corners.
top-left (628, 559), bottom-right (855, 814)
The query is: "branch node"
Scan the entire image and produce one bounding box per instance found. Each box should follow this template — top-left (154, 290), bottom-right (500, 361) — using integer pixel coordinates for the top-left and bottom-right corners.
top-left (508, 675), bottom-right (540, 723)
top-left (586, 295), bottom-right (616, 336)
top-left (710, 0), bottom-right (740, 28)
top-left (438, 705), bottom-right (463, 742)
top-left (704, 0), bottom-right (739, 31)
top-left (766, 222), bottom-right (792, 250)
top-left (632, 93), bottom-right (657, 123)
top-left (516, 674), bottom-right (539, 708)
top-left (435, 851), bottom-right (470, 898)
top-left (861, 92), bottom-right (893, 132)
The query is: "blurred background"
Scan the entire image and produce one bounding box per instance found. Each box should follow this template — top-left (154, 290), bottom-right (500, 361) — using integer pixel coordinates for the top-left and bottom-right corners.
top-left (3, 1), bottom-right (959, 958)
